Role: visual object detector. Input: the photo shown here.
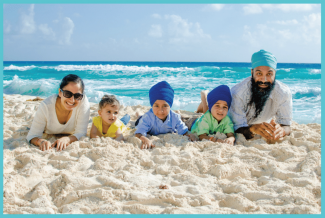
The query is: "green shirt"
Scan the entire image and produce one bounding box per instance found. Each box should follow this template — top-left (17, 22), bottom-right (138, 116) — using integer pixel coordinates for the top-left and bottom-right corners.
top-left (191, 110), bottom-right (234, 136)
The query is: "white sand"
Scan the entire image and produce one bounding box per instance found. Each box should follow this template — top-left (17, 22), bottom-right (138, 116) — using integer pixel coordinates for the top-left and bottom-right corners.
top-left (3, 94), bottom-right (321, 214)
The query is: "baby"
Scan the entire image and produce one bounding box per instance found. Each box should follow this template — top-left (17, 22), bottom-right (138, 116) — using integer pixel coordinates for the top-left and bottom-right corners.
top-left (90, 95), bottom-right (130, 141)
top-left (189, 85), bottom-right (235, 145)
top-left (135, 81), bottom-right (197, 149)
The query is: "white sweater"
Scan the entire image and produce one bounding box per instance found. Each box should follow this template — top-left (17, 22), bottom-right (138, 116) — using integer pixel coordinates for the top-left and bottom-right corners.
top-left (26, 94), bottom-right (90, 142)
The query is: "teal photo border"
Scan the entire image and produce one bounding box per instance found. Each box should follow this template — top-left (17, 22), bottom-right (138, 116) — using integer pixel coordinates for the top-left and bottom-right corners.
top-left (1, 0), bottom-right (323, 216)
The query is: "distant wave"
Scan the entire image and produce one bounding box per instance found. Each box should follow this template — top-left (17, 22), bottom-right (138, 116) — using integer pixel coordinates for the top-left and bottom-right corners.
top-left (290, 86), bottom-right (321, 96)
top-left (4, 65), bottom-right (37, 71)
top-left (277, 68), bottom-right (295, 73)
top-left (309, 69), bottom-right (321, 74)
top-left (4, 64), bottom-right (195, 72)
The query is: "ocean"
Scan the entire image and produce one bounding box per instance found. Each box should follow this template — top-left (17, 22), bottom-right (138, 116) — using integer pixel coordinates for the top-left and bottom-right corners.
top-left (3, 61), bottom-right (321, 124)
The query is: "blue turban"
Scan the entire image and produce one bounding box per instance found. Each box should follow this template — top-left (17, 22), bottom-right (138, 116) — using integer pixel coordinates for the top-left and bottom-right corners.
top-left (149, 81), bottom-right (174, 107)
top-left (251, 49), bottom-right (277, 70)
top-left (207, 85), bottom-right (232, 112)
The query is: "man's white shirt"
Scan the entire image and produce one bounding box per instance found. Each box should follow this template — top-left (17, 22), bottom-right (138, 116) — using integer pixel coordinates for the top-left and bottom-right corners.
top-left (229, 77), bottom-right (292, 131)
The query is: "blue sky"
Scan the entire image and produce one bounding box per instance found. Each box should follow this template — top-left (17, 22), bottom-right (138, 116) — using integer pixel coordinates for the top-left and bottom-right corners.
top-left (3, 4), bottom-right (321, 63)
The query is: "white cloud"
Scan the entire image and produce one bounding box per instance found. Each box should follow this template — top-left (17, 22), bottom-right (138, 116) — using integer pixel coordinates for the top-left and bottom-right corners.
top-left (164, 14), bottom-right (210, 43)
top-left (152, 14), bottom-right (162, 19)
top-left (202, 4), bottom-right (225, 12)
top-left (242, 25), bottom-right (260, 47)
top-left (59, 17), bottom-right (74, 45)
top-left (242, 13), bottom-right (321, 46)
top-left (39, 24), bottom-right (56, 40)
top-left (4, 20), bottom-right (11, 33)
top-left (20, 4), bottom-right (36, 34)
top-left (243, 4), bottom-right (263, 15)
top-left (277, 29), bottom-right (293, 40)
top-left (243, 4), bottom-right (318, 14)
top-left (272, 19), bottom-right (299, 25)
top-left (275, 4), bottom-right (314, 12)
top-left (301, 13), bottom-right (321, 43)
top-left (165, 14), bottom-right (192, 38)
top-left (303, 13), bottom-right (321, 28)
top-left (210, 4), bottom-right (225, 11)
top-left (148, 24), bottom-right (162, 38)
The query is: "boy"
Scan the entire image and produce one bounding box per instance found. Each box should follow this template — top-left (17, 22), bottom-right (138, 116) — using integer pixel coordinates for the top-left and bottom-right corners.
top-left (190, 85), bottom-right (235, 145)
top-left (135, 81), bottom-right (197, 149)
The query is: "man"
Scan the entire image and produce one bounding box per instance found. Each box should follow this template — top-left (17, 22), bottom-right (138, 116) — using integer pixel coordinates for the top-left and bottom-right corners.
top-left (196, 49), bottom-right (292, 141)
top-left (228, 49), bottom-right (292, 140)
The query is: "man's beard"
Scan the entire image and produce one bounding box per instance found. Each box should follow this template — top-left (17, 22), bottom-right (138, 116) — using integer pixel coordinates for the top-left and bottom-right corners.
top-left (248, 76), bottom-right (275, 119)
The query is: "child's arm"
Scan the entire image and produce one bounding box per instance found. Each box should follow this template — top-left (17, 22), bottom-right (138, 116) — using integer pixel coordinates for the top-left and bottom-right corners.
top-left (115, 128), bottom-right (124, 141)
top-left (223, 133), bottom-right (235, 145)
top-left (184, 131), bottom-right (197, 141)
top-left (198, 133), bottom-right (217, 142)
top-left (135, 133), bottom-right (155, 149)
top-left (90, 123), bottom-right (102, 139)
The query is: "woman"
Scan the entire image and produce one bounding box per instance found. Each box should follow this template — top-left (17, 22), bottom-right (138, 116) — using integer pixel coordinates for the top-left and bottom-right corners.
top-left (26, 74), bottom-right (90, 151)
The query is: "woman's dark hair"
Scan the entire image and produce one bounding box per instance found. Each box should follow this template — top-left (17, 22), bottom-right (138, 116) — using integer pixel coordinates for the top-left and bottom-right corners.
top-left (60, 74), bottom-right (85, 93)
top-left (99, 95), bottom-right (120, 110)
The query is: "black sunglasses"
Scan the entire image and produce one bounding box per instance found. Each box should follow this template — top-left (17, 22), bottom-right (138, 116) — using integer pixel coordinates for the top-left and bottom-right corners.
top-left (60, 89), bottom-right (84, 101)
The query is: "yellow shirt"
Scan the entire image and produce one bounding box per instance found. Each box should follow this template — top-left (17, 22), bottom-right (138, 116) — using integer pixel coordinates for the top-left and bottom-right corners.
top-left (92, 116), bottom-right (127, 138)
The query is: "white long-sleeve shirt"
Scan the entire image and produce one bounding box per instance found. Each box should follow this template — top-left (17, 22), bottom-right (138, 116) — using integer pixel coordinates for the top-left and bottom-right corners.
top-left (26, 94), bottom-right (90, 142)
top-left (228, 77), bottom-right (292, 131)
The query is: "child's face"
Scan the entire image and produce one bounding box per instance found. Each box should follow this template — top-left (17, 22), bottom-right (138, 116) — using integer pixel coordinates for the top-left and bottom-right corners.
top-left (152, 100), bottom-right (170, 121)
top-left (98, 104), bottom-right (119, 125)
top-left (211, 100), bottom-right (228, 122)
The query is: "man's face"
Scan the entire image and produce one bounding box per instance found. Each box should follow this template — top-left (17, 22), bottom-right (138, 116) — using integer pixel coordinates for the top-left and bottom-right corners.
top-left (251, 66), bottom-right (276, 90)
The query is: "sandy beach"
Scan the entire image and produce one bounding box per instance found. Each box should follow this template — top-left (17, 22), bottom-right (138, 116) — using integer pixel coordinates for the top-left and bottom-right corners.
top-left (3, 94), bottom-right (321, 214)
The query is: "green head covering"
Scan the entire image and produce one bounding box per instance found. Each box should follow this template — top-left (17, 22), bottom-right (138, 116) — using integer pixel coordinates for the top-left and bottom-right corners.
top-left (251, 49), bottom-right (277, 70)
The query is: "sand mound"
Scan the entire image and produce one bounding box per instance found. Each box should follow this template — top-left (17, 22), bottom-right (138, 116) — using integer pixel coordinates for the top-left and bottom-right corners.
top-left (3, 94), bottom-right (321, 214)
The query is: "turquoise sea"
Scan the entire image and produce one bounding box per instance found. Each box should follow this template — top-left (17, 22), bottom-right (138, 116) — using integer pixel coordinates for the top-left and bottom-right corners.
top-left (3, 61), bottom-right (321, 124)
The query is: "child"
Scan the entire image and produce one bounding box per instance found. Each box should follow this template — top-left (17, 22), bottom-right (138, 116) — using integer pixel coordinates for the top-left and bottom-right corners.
top-left (135, 81), bottom-right (197, 149)
top-left (189, 85), bottom-right (235, 145)
top-left (90, 95), bottom-right (130, 141)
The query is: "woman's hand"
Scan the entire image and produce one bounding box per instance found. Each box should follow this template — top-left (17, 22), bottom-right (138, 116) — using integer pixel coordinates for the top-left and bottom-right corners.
top-left (39, 140), bottom-right (52, 151)
top-left (52, 136), bottom-right (71, 151)
top-left (31, 138), bottom-right (52, 151)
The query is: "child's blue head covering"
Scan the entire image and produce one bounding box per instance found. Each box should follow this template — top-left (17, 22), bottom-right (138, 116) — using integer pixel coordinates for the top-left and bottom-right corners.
top-left (149, 81), bottom-right (174, 107)
top-left (207, 85), bottom-right (232, 112)
top-left (251, 49), bottom-right (277, 70)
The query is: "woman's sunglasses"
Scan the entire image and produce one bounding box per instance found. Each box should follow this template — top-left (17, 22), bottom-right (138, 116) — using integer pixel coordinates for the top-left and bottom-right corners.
top-left (60, 89), bottom-right (84, 101)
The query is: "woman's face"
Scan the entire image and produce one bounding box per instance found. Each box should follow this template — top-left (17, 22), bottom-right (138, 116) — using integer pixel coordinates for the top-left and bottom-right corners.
top-left (58, 82), bottom-right (83, 111)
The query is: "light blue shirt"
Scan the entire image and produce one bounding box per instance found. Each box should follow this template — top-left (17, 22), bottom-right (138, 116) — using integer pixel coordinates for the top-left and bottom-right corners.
top-left (135, 109), bottom-right (188, 137)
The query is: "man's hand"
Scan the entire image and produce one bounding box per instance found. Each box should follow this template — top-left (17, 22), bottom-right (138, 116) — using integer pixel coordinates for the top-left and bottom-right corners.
top-left (139, 136), bottom-right (155, 149)
top-left (250, 122), bottom-right (276, 140)
top-left (250, 119), bottom-right (287, 140)
top-left (270, 119), bottom-right (286, 140)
